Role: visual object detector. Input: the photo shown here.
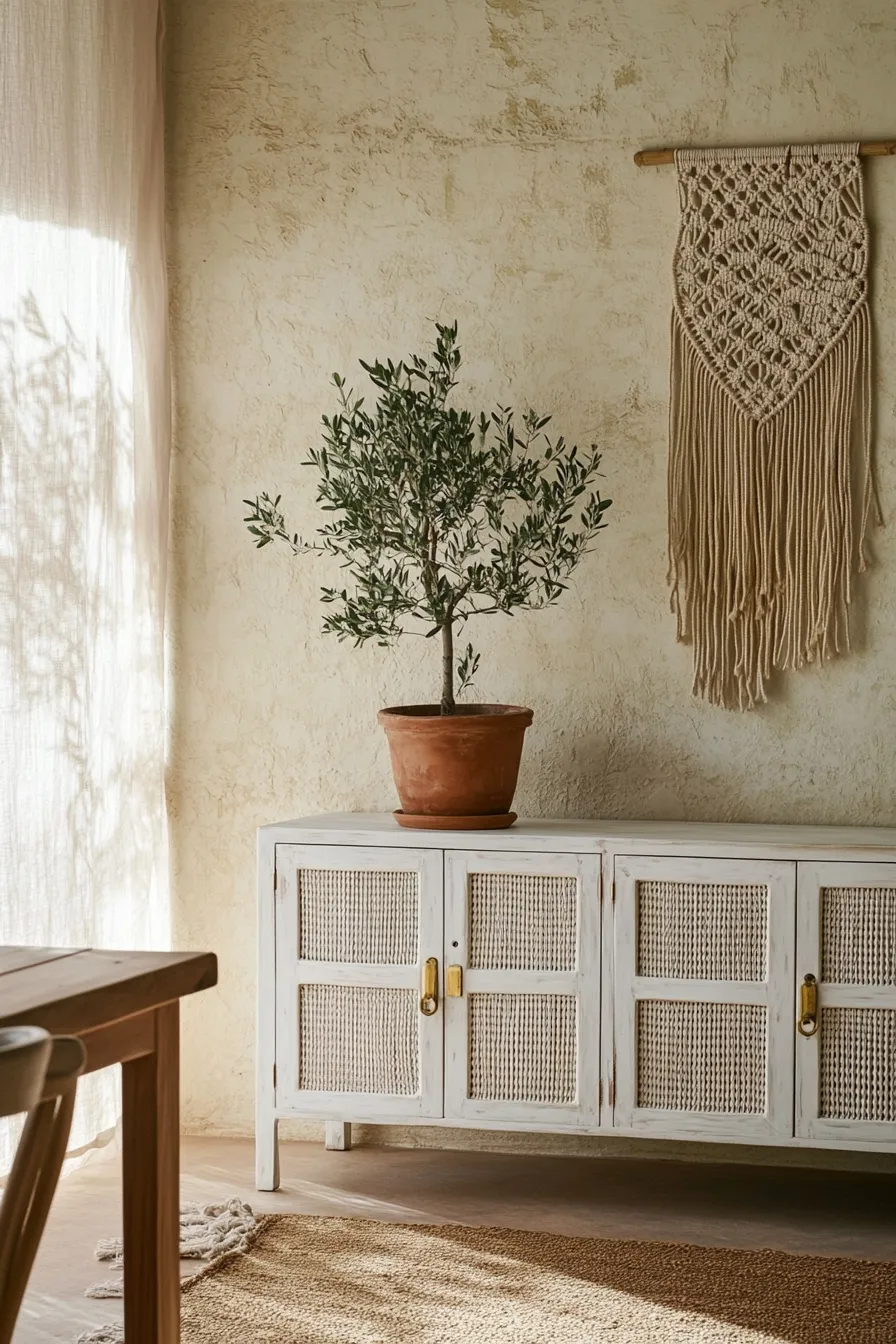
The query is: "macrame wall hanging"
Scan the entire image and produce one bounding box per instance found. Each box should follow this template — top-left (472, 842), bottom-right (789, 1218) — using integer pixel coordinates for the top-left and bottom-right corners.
top-left (635, 139), bottom-right (893, 710)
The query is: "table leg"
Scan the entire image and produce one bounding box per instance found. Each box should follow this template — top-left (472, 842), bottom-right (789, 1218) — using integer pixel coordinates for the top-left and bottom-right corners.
top-left (122, 1001), bottom-right (180, 1344)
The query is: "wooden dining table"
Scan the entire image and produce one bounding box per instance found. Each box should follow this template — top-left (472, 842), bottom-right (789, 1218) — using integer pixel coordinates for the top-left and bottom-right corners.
top-left (0, 945), bottom-right (218, 1344)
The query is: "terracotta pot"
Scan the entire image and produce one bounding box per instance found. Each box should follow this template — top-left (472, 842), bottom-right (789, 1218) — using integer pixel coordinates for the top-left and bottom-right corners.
top-left (378, 704), bottom-right (533, 828)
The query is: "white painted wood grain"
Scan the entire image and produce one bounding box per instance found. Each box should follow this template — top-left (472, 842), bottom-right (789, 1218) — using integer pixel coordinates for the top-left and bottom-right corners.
top-left (256, 828), bottom-right (280, 1190)
top-left (630, 977), bottom-right (770, 1004)
top-left (796, 861), bottom-right (896, 1145)
top-left (267, 1105), bottom-right (895, 1151)
top-left (258, 821), bottom-right (896, 1162)
top-left (259, 814), bottom-right (896, 859)
top-left (273, 844), bottom-right (444, 1124)
top-left (443, 850), bottom-right (601, 1130)
top-left (613, 855), bottom-right (796, 1144)
top-left (599, 848), bottom-right (615, 1124)
top-left (325, 1121), bottom-right (351, 1150)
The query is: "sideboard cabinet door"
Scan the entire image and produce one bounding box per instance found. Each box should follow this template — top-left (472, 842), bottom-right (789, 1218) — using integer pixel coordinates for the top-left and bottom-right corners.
top-left (796, 862), bottom-right (896, 1144)
top-left (443, 850), bottom-right (600, 1129)
top-left (614, 856), bottom-right (795, 1143)
top-left (274, 844), bottom-right (443, 1120)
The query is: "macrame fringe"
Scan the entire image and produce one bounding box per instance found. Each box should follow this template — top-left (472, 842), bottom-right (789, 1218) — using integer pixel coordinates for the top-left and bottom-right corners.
top-left (668, 304), bottom-right (878, 710)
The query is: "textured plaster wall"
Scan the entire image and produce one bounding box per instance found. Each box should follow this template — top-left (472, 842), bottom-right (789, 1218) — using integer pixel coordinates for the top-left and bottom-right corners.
top-left (167, 0), bottom-right (896, 1161)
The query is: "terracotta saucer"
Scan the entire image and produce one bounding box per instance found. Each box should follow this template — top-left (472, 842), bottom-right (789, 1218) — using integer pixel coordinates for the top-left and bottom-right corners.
top-left (393, 810), bottom-right (518, 831)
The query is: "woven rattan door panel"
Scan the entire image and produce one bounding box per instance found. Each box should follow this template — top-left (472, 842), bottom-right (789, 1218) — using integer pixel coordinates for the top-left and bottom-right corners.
top-left (274, 844), bottom-right (443, 1120)
top-left (796, 862), bottom-right (896, 1143)
top-left (444, 850), bottom-right (600, 1128)
top-left (614, 856), bottom-right (796, 1142)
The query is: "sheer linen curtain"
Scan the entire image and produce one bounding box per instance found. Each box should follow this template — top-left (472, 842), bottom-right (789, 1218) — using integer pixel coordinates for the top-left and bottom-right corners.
top-left (0, 1), bottom-right (170, 1168)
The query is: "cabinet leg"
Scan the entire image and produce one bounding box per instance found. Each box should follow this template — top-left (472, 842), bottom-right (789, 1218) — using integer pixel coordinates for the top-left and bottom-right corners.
top-left (256, 1117), bottom-right (280, 1191)
top-left (325, 1121), bottom-right (351, 1151)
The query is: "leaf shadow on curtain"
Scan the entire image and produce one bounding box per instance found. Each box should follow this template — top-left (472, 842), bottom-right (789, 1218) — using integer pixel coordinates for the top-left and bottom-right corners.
top-left (0, 288), bottom-right (167, 1169)
top-left (0, 0), bottom-right (169, 1173)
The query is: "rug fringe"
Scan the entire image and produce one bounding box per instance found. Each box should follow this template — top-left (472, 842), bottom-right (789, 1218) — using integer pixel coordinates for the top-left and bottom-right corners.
top-left (77, 1326), bottom-right (123, 1344)
top-left (180, 1215), bottom-right (275, 1295)
top-left (84, 1199), bottom-right (258, 1306)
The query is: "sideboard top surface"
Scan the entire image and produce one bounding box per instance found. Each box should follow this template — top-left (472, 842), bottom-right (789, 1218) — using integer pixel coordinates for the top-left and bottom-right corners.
top-left (259, 813), bottom-right (896, 858)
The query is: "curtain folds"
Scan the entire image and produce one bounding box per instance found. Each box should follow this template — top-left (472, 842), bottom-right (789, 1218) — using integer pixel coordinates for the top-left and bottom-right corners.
top-left (0, 1), bottom-right (170, 1169)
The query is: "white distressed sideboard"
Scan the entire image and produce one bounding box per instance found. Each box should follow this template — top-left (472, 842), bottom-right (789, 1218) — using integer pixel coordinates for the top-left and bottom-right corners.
top-left (256, 814), bottom-right (896, 1189)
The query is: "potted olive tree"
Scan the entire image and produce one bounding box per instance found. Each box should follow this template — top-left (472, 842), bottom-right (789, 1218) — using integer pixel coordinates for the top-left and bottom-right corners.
top-left (244, 321), bottom-right (611, 829)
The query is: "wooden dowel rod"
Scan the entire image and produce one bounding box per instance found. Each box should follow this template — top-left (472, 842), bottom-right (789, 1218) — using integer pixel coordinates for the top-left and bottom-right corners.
top-left (634, 141), bottom-right (896, 167)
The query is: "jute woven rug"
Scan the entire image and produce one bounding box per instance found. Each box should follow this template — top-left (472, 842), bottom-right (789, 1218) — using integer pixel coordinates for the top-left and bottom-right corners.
top-left (173, 1214), bottom-right (895, 1344)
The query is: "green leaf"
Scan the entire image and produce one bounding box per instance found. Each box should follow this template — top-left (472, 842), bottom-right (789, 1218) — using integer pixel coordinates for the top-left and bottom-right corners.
top-left (242, 320), bottom-right (613, 701)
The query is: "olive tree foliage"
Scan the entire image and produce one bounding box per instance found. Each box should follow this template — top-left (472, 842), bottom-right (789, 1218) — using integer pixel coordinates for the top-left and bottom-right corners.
top-left (244, 322), bottom-right (612, 713)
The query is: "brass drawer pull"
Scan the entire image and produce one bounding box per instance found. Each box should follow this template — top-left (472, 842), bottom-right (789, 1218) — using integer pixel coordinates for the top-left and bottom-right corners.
top-left (420, 957), bottom-right (439, 1016)
top-left (798, 973), bottom-right (818, 1037)
top-left (446, 964), bottom-right (463, 998)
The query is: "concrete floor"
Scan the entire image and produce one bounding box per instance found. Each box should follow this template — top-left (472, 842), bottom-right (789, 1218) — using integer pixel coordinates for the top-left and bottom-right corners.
top-left (16, 1136), bottom-right (896, 1343)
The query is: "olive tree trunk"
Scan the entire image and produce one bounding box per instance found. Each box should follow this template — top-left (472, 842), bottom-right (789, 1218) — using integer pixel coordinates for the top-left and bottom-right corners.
top-left (440, 619), bottom-right (454, 715)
